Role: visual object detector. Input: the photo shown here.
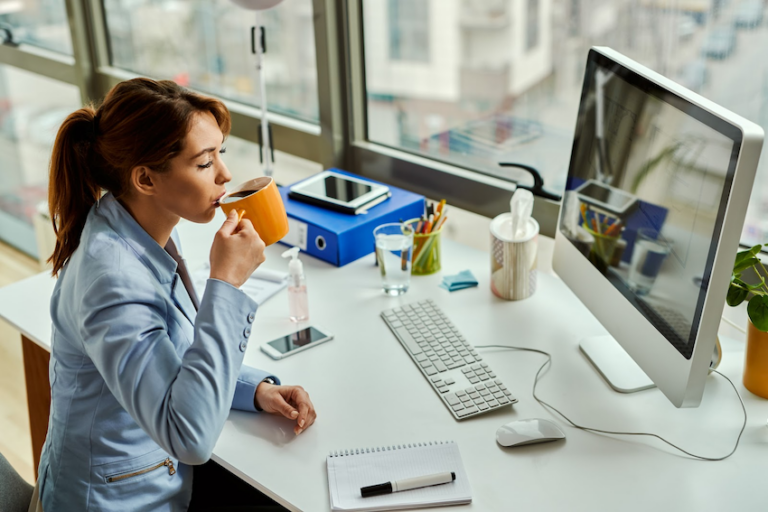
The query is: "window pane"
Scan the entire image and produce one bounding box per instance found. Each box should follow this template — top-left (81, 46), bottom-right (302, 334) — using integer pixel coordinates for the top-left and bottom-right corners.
top-left (0, 0), bottom-right (72, 55)
top-left (103, 0), bottom-right (318, 123)
top-left (0, 65), bottom-right (81, 257)
top-left (362, 0), bottom-right (768, 244)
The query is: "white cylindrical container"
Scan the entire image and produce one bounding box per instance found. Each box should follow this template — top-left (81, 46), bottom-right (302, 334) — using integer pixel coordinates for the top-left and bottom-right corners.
top-left (490, 214), bottom-right (539, 301)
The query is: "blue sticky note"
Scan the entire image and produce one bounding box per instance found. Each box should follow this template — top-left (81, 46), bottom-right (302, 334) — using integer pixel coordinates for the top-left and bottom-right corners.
top-left (440, 270), bottom-right (478, 292)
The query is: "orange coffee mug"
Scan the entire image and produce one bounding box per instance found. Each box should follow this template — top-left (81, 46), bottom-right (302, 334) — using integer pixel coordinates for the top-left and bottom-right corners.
top-left (219, 176), bottom-right (289, 246)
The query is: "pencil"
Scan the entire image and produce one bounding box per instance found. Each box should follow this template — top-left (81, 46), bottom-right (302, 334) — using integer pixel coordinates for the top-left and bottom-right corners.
top-left (580, 203), bottom-right (588, 227)
top-left (436, 199), bottom-right (446, 215)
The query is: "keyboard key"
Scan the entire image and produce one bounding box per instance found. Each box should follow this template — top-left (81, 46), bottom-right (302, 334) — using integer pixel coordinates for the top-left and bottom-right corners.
top-left (444, 378), bottom-right (455, 385)
top-left (498, 396), bottom-right (510, 405)
top-left (451, 402), bottom-right (464, 411)
top-left (461, 405), bottom-right (479, 416)
top-left (479, 374), bottom-right (490, 381)
top-left (415, 353), bottom-right (428, 362)
top-left (477, 402), bottom-right (490, 411)
top-left (486, 399), bottom-right (500, 408)
top-left (430, 376), bottom-right (442, 383)
top-left (434, 360), bottom-right (448, 372)
top-left (474, 398), bottom-right (485, 406)
top-left (424, 367), bottom-right (438, 376)
top-left (456, 390), bottom-right (466, 397)
top-left (435, 381), bottom-right (447, 389)
top-left (493, 391), bottom-right (504, 399)
top-left (488, 372), bottom-right (497, 378)
top-left (474, 384), bottom-right (486, 391)
top-left (447, 361), bottom-right (465, 370)
top-left (471, 364), bottom-right (482, 371)
top-left (468, 377), bottom-right (480, 384)
top-left (440, 387), bottom-right (450, 393)
top-left (461, 368), bottom-right (472, 374)
top-left (392, 326), bottom-right (422, 355)
top-left (445, 394), bottom-right (460, 406)
top-left (420, 360), bottom-right (433, 369)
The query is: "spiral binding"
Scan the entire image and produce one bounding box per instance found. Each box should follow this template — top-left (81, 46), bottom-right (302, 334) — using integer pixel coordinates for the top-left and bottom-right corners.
top-left (328, 440), bottom-right (453, 457)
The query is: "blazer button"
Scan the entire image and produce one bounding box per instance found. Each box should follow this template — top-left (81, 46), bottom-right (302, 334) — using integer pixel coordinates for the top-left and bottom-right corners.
top-left (243, 326), bottom-right (252, 338)
top-left (239, 340), bottom-right (248, 352)
top-left (247, 312), bottom-right (255, 323)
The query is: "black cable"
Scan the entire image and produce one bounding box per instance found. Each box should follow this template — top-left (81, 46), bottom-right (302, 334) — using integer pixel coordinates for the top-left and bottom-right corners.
top-left (476, 344), bottom-right (747, 461)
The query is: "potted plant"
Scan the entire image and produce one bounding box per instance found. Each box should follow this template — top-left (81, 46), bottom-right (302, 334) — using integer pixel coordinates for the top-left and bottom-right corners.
top-left (726, 244), bottom-right (768, 398)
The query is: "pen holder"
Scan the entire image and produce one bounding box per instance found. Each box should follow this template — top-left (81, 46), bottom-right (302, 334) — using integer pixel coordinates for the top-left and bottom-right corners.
top-left (583, 224), bottom-right (621, 276)
top-left (408, 219), bottom-right (442, 275)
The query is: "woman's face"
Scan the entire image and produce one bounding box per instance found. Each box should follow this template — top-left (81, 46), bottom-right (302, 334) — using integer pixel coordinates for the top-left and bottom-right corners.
top-left (154, 111), bottom-right (232, 224)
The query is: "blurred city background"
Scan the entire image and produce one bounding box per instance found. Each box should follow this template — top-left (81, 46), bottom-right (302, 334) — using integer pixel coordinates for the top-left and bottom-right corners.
top-left (1, 0), bottom-right (767, 258)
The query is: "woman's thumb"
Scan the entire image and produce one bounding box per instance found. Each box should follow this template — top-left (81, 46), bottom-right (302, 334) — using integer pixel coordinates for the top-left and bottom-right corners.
top-left (219, 209), bottom-right (240, 235)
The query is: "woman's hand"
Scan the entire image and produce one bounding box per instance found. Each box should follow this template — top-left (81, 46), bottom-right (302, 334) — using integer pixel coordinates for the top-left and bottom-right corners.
top-left (209, 209), bottom-right (266, 288)
top-left (255, 383), bottom-right (317, 435)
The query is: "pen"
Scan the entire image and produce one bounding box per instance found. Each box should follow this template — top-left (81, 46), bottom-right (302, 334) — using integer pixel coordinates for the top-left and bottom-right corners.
top-left (360, 471), bottom-right (456, 498)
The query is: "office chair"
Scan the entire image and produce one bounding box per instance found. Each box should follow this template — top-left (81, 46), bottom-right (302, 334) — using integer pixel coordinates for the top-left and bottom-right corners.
top-left (0, 451), bottom-right (33, 512)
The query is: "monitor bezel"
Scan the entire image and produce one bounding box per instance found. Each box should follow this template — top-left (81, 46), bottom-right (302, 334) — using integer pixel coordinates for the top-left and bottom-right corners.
top-left (553, 47), bottom-right (764, 407)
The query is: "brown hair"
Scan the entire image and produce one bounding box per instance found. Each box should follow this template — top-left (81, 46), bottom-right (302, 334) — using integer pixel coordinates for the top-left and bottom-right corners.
top-left (48, 78), bottom-right (231, 276)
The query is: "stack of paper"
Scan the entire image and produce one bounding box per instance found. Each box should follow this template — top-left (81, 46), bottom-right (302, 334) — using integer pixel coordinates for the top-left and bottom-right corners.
top-left (192, 263), bottom-right (288, 306)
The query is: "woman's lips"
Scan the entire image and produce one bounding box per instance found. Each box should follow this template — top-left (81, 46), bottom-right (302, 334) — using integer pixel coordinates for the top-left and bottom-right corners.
top-left (213, 192), bottom-right (227, 207)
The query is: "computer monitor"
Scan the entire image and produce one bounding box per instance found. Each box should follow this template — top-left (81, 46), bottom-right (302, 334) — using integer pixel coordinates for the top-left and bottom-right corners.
top-left (553, 47), bottom-right (764, 408)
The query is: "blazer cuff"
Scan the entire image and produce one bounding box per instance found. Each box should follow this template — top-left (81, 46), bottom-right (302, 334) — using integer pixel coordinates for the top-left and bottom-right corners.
top-left (232, 364), bottom-right (281, 412)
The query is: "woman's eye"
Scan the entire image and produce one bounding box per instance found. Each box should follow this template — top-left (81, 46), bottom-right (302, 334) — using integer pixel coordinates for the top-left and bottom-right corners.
top-left (198, 161), bottom-right (213, 169)
top-left (219, 146), bottom-right (227, 154)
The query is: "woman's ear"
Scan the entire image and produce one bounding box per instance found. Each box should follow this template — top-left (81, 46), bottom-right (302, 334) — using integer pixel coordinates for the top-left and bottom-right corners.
top-left (130, 165), bottom-right (157, 197)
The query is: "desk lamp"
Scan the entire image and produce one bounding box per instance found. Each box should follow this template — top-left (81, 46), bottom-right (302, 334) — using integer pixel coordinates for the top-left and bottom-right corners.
top-left (230, 0), bottom-right (285, 178)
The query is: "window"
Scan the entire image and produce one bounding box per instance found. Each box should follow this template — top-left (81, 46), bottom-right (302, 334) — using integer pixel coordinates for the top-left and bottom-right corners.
top-left (0, 0), bottom-right (72, 55)
top-left (387, 0), bottom-right (430, 62)
top-left (526, 0), bottom-right (539, 51)
top-left (362, 0), bottom-right (768, 245)
top-left (102, 0), bottom-right (319, 123)
top-left (0, 65), bottom-right (81, 256)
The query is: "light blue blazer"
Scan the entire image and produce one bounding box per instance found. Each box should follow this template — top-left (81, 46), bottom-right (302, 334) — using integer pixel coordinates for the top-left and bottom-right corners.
top-left (38, 193), bottom-right (278, 511)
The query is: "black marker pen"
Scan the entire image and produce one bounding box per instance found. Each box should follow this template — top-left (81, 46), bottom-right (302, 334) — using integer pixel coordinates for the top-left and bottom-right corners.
top-left (360, 471), bottom-right (455, 498)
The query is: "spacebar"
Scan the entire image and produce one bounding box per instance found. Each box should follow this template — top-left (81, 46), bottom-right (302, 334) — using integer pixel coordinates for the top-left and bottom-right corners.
top-left (393, 326), bottom-right (422, 355)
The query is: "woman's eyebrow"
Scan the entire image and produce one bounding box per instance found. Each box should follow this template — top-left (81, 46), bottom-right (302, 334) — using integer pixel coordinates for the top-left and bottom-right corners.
top-left (189, 136), bottom-right (226, 160)
top-left (189, 147), bottom-right (216, 160)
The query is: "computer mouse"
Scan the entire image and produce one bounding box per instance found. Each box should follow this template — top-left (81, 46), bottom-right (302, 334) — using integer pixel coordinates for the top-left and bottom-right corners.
top-left (496, 418), bottom-right (566, 447)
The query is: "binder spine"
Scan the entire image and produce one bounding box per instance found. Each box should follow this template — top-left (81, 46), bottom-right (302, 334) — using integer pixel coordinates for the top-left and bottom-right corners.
top-left (328, 440), bottom-right (453, 457)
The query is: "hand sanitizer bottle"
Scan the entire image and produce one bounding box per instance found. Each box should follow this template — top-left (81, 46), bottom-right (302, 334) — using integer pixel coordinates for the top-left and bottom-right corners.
top-left (281, 247), bottom-right (309, 323)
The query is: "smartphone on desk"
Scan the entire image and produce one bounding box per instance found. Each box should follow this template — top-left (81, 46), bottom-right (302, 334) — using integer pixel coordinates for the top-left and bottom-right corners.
top-left (260, 325), bottom-right (333, 360)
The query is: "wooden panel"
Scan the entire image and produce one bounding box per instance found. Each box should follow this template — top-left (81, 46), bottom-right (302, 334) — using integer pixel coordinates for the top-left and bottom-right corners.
top-left (21, 335), bottom-right (50, 480)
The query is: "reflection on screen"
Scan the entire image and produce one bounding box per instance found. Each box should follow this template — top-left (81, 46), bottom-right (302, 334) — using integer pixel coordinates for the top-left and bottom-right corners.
top-left (301, 175), bottom-right (372, 202)
top-left (268, 327), bottom-right (328, 354)
top-left (559, 57), bottom-right (738, 359)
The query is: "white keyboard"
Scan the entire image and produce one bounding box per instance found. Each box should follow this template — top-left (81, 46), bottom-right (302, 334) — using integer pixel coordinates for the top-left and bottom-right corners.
top-left (381, 299), bottom-right (517, 420)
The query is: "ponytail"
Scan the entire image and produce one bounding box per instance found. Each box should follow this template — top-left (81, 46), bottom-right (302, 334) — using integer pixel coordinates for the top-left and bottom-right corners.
top-left (48, 106), bottom-right (101, 276)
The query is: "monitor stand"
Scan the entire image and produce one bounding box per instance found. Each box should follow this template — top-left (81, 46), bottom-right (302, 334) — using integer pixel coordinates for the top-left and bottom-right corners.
top-left (579, 335), bottom-right (655, 393)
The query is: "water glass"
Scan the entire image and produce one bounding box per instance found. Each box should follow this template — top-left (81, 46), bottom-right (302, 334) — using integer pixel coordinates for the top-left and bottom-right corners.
top-left (374, 223), bottom-right (414, 296)
top-left (628, 228), bottom-right (671, 295)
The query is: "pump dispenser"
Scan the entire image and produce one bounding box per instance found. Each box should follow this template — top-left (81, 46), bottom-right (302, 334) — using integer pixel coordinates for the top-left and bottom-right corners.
top-left (281, 247), bottom-right (309, 322)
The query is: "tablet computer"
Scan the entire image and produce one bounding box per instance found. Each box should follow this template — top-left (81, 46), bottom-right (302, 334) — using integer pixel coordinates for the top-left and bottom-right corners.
top-left (288, 170), bottom-right (391, 215)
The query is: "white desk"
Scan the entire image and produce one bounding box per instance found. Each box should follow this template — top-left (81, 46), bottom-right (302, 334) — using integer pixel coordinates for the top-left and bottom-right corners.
top-left (1, 215), bottom-right (767, 511)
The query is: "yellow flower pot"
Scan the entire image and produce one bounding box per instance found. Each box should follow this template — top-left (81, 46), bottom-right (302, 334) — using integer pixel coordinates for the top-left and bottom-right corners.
top-left (744, 321), bottom-right (768, 399)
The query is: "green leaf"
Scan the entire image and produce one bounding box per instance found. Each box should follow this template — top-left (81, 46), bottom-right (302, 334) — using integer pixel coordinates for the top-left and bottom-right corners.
top-left (727, 283), bottom-right (748, 307)
top-left (747, 295), bottom-right (768, 332)
top-left (733, 257), bottom-right (759, 274)
top-left (734, 245), bottom-right (762, 269)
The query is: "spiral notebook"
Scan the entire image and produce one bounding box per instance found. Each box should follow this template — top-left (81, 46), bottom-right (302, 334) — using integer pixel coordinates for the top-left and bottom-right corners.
top-left (326, 441), bottom-right (472, 512)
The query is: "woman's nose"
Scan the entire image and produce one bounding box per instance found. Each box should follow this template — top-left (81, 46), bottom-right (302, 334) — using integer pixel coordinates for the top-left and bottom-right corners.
top-left (217, 162), bottom-right (232, 184)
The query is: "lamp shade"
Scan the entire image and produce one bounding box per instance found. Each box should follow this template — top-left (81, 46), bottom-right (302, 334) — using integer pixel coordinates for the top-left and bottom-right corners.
top-left (229, 0), bottom-right (284, 10)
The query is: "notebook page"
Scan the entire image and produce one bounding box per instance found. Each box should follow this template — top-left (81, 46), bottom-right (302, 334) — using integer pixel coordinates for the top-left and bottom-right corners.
top-left (327, 442), bottom-right (472, 512)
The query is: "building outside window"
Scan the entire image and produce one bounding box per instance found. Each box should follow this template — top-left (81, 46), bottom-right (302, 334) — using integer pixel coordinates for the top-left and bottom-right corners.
top-left (388, 0), bottom-right (430, 62)
top-left (103, 0), bottom-right (319, 123)
top-left (363, 0), bottom-right (768, 246)
top-left (527, 0), bottom-right (540, 51)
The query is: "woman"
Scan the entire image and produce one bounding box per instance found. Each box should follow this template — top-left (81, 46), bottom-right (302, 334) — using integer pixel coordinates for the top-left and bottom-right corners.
top-left (35, 78), bottom-right (316, 511)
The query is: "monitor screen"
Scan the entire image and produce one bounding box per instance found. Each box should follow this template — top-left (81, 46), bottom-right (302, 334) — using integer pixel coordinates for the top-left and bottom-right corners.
top-left (559, 51), bottom-right (742, 360)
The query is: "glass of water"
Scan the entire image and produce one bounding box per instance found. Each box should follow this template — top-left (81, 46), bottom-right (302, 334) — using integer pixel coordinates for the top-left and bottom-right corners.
top-left (628, 228), bottom-right (672, 295)
top-left (374, 223), bottom-right (414, 296)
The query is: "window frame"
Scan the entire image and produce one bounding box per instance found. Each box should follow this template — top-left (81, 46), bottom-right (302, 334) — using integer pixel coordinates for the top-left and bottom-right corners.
top-left (0, 0), bottom-right (560, 239)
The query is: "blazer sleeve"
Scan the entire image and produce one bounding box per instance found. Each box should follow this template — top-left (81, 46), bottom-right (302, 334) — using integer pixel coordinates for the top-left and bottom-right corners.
top-left (80, 271), bottom-right (257, 465)
top-left (232, 365), bottom-right (281, 412)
